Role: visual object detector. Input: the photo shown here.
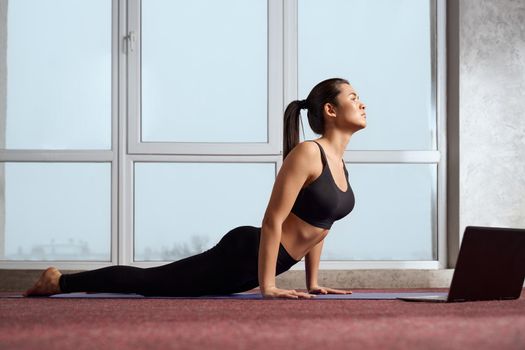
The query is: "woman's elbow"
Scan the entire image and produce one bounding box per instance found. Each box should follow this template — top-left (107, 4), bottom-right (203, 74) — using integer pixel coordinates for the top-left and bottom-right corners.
top-left (261, 216), bottom-right (283, 231)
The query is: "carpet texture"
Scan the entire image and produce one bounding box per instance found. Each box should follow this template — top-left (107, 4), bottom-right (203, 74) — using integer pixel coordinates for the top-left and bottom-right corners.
top-left (1, 288), bottom-right (524, 350)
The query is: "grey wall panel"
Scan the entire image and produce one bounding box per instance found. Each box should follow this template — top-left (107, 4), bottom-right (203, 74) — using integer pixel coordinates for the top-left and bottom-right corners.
top-left (459, 0), bottom-right (525, 245)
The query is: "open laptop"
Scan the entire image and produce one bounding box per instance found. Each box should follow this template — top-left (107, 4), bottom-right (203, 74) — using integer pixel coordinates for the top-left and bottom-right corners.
top-left (397, 225), bottom-right (525, 303)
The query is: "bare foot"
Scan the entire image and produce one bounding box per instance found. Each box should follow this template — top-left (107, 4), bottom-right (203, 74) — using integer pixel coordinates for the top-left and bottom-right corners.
top-left (23, 267), bottom-right (62, 297)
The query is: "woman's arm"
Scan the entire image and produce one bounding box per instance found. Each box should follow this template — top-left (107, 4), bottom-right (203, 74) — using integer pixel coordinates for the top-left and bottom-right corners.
top-left (258, 219), bottom-right (282, 293)
top-left (305, 239), bottom-right (324, 290)
top-left (305, 239), bottom-right (353, 295)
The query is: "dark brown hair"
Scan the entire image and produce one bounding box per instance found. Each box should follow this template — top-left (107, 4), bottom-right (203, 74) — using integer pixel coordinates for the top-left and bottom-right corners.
top-left (283, 78), bottom-right (349, 160)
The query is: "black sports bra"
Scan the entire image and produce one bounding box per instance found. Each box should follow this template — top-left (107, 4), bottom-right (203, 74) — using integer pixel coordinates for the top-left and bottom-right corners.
top-left (290, 140), bottom-right (355, 229)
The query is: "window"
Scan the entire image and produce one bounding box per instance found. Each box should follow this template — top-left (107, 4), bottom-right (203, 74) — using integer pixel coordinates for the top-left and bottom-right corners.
top-left (0, 0), bottom-right (116, 269)
top-left (294, 0), bottom-right (445, 268)
top-left (0, 0), bottom-right (446, 270)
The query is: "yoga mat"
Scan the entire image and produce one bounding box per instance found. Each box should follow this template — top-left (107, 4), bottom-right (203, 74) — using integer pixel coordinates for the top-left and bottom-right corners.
top-left (4, 292), bottom-right (449, 300)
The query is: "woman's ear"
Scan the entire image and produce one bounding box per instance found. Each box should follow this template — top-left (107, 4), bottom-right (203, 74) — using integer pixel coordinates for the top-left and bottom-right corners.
top-left (323, 103), bottom-right (337, 119)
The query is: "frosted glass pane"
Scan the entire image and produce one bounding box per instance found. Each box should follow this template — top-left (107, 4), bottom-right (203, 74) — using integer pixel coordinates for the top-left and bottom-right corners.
top-left (141, 0), bottom-right (268, 142)
top-left (298, 0), bottom-right (433, 150)
top-left (134, 162), bottom-right (274, 261)
top-left (323, 163), bottom-right (436, 260)
top-left (2, 0), bottom-right (111, 150)
top-left (1, 163), bottom-right (111, 261)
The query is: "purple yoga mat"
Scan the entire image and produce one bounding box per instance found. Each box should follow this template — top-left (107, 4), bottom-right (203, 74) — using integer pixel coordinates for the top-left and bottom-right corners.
top-left (5, 292), bottom-right (449, 300)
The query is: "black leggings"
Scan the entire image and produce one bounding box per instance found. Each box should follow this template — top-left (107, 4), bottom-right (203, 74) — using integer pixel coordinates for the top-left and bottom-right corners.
top-left (58, 225), bottom-right (300, 296)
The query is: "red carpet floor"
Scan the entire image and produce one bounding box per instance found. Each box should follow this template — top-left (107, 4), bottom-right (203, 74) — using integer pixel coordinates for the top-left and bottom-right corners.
top-left (1, 288), bottom-right (524, 350)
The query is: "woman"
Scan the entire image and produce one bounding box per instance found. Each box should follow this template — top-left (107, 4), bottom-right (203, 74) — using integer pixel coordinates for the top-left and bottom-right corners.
top-left (24, 77), bottom-right (367, 299)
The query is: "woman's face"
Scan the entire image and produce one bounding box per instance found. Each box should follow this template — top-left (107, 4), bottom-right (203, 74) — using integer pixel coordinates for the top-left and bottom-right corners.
top-left (332, 83), bottom-right (367, 131)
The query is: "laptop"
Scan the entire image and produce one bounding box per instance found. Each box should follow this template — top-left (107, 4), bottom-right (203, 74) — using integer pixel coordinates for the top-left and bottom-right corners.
top-left (397, 225), bottom-right (525, 303)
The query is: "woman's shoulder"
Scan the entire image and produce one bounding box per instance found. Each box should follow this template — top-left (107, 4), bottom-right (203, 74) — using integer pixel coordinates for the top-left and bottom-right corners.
top-left (289, 140), bottom-right (321, 162)
top-left (283, 140), bottom-right (322, 175)
top-left (291, 139), bottom-right (320, 156)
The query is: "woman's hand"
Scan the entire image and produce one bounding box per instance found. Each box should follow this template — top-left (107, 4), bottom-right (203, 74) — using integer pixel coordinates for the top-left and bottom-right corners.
top-left (261, 286), bottom-right (317, 299)
top-left (308, 285), bottom-right (353, 295)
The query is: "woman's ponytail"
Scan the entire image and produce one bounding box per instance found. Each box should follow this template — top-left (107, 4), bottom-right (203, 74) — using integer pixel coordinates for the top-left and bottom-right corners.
top-left (283, 100), bottom-right (305, 161)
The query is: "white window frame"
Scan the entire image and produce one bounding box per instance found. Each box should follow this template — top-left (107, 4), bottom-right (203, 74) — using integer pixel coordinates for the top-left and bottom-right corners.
top-left (0, 0), bottom-right (120, 270)
top-left (126, 0), bottom-right (283, 155)
top-left (1, 0), bottom-right (447, 271)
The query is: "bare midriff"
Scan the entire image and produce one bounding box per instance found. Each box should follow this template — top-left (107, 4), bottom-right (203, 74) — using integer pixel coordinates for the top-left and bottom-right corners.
top-left (280, 211), bottom-right (329, 261)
